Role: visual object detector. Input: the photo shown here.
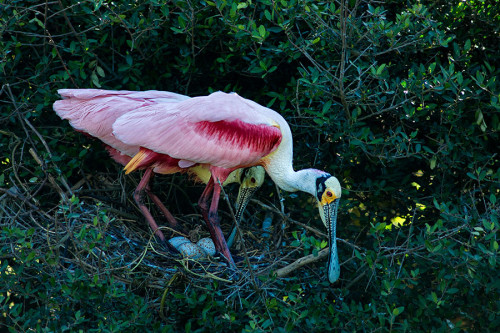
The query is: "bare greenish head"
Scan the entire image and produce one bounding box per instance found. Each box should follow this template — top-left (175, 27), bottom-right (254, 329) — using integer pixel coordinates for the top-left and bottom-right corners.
top-left (235, 166), bottom-right (265, 221)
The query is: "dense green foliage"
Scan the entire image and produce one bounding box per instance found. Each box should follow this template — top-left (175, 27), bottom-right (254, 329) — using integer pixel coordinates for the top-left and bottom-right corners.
top-left (1, 0), bottom-right (498, 331)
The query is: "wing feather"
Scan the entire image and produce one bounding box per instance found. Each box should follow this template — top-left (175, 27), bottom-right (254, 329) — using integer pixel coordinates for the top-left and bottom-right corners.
top-left (113, 92), bottom-right (283, 168)
top-left (53, 89), bottom-right (189, 156)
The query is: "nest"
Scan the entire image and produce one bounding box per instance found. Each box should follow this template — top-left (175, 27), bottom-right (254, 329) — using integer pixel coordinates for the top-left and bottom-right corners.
top-left (0, 139), bottom-right (333, 296)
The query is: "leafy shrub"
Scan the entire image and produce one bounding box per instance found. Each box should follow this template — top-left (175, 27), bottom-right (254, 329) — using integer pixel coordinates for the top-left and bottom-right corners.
top-left (1, 0), bottom-right (498, 331)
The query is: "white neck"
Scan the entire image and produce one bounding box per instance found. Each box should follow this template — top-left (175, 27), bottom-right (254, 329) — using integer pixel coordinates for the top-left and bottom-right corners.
top-left (262, 118), bottom-right (326, 196)
top-left (263, 142), bottom-right (323, 196)
top-left (270, 166), bottom-right (324, 196)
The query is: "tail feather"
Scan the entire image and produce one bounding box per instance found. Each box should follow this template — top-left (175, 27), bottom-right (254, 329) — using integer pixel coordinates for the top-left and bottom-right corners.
top-left (53, 89), bottom-right (190, 157)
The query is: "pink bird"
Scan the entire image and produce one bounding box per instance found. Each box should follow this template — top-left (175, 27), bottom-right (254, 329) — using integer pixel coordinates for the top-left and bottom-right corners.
top-left (54, 89), bottom-right (188, 240)
top-left (55, 89), bottom-right (342, 283)
top-left (53, 89), bottom-right (264, 246)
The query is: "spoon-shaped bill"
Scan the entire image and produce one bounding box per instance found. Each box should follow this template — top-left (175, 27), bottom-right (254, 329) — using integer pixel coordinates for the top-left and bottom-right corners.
top-left (320, 198), bottom-right (340, 283)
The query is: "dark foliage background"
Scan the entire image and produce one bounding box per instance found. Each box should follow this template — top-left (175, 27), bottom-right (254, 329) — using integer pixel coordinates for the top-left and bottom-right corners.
top-left (1, 0), bottom-right (498, 331)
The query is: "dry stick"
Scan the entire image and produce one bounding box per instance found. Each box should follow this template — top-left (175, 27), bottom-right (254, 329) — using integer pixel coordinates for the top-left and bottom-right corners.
top-left (0, 88), bottom-right (31, 200)
top-left (160, 272), bottom-right (183, 320)
top-left (23, 118), bottom-right (73, 196)
top-left (251, 198), bottom-right (363, 279)
top-left (46, 32), bottom-right (77, 86)
top-left (0, 188), bottom-right (39, 211)
top-left (179, 259), bottom-right (233, 283)
top-left (345, 270), bottom-right (367, 289)
top-left (252, 199), bottom-right (323, 236)
top-left (70, 174), bottom-right (92, 191)
top-left (339, 0), bottom-right (351, 120)
top-left (274, 247), bottom-right (329, 278)
top-left (3, 85), bottom-right (72, 202)
top-left (78, 200), bottom-right (139, 221)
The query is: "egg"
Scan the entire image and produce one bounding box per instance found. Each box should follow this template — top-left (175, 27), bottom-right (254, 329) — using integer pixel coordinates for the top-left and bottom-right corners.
top-left (168, 236), bottom-right (191, 249)
top-left (196, 237), bottom-right (216, 256)
top-left (177, 242), bottom-right (207, 259)
top-left (168, 236), bottom-right (215, 260)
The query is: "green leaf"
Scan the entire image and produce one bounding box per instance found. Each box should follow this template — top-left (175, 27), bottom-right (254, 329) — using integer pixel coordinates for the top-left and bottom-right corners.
top-left (476, 71), bottom-right (484, 84)
top-left (393, 306), bottom-right (404, 316)
top-left (258, 25), bottom-right (266, 38)
top-left (475, 110), bottom-right (487, 132)
top-left (428, 62), bottom-right (436, 73)
top-left (26, 251), bottom-right (36, 262)
top-left (313, 118), bottom-right (325, 126)
top-left (94, 0), bottom-right (104, 11)
top-left (490, 194), bottom-right (497, 205)
top-left (430, 156), bottom-right (436, 169)
top-left (376, 63), bottom-right (386, 75)
top-left (322, 101), bottom-right (332, 114)
top-left (464, 39), bottom-right (471, 51)
top-left (91, 72), bottom-right (101, 88)
top-left (264, 10), bottom-right (272, 20)
top-left (96, 66), bottom-right (105, 77)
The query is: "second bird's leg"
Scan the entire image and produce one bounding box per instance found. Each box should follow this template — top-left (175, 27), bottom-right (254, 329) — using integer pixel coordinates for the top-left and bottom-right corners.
top-left (144, 172), bottom-right (180, 229)
top-left (198, 178), bottom-right (214, 220)
top-left (198, 179), bottom-right (236, 268)
top-left (134, 168), bottom-right (166, 242)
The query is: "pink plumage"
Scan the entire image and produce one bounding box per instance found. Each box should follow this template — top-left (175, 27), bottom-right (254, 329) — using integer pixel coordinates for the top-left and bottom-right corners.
top-left (113, 92), bottom-right (282, 169)
top-left (54, 89), bottom-right (189, 158)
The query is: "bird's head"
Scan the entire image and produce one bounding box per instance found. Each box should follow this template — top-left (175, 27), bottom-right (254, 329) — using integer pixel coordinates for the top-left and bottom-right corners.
top-left (235, 166), bottom-right (266, 221)
top-left (315, 174), bottom-right (341, 283)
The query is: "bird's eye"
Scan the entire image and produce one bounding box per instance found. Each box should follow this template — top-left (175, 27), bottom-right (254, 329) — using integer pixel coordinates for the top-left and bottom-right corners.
top-left (326, 191), bottom-right (333, 197)
top-left (251, 177), bottom-right (256, 184)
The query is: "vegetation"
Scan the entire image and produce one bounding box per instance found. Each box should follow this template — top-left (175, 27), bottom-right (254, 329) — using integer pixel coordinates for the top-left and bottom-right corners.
top-left (1, 0), bottom-right (498, 331)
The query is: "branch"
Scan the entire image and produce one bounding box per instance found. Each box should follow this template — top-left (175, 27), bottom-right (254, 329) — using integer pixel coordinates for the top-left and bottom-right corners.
top-left (274, 247), bottom-right (329, 277)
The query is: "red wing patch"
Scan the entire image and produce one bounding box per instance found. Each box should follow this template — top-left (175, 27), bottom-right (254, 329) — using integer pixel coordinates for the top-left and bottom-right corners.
top-left (195, 120), bottom-right (282, 157)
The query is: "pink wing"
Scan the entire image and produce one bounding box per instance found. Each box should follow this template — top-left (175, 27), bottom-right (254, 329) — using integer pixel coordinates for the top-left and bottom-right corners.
top-left (113, 92), bottom-right (283, 169)
top-left (53, 89), bottom-right (190, 156)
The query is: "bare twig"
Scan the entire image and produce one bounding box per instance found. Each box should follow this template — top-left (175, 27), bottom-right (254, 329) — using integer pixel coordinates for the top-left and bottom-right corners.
top-left (274, 247), bottom-right (329, 277)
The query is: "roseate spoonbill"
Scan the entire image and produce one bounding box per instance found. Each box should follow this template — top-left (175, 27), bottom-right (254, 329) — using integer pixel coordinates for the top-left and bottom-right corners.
top-left (55, 89), bottom-right (342, 282)
top-left (113, 90), bottom-right (341, 282)
top-left (227, 166), bottom-right (266, 249)
top-left (53, 89), bottom-right (264, 247)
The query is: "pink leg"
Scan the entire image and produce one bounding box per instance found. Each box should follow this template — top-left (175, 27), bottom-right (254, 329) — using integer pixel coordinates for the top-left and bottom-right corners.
top-left (144, 172), bottom-right (179, 229)
top-left (198, 179), bottom-right (236, 268)
top-left (133, 168), bottom-right (166, 241)
top-left (198, 178), bottom-right (214, 219)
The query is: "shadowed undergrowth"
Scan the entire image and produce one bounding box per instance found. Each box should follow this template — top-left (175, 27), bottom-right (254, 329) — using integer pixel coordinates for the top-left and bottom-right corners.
top-left (1, 0), bottom-right (499, 331)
